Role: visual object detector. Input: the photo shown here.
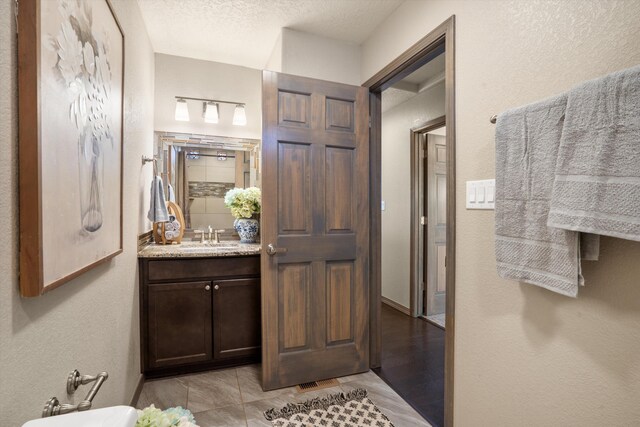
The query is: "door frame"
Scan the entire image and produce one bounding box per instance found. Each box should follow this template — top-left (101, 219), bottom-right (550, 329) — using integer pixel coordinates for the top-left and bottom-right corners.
top-left (363, 16), bottom-right (456, 427)
top-left (410, 116), bottom-right (446, 317)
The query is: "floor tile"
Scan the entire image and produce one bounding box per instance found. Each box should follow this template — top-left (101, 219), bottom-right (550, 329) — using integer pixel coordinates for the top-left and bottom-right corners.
top-left (337, 370), bottom-right (380, 384)
top-left (236, 364), bottom-right (296, 403)
top-left (185, 368), bottom-right (242, 413)
top-left (136, 377), bottom-right (189, 410)
top-left (290, 385), bottom-right (344, 403)
top-left (193, 403), bottom-right (247, 427)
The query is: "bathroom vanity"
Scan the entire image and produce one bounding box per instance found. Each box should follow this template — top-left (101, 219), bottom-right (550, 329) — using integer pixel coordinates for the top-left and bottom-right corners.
top-left (138, 242), bottom-right (261, 378)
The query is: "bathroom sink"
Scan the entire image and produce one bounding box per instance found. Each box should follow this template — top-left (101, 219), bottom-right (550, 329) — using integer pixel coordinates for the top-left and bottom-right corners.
top-left (180, 244), bottom-right (238, 251)
top-left (22, 406), bottom-right (137, 427)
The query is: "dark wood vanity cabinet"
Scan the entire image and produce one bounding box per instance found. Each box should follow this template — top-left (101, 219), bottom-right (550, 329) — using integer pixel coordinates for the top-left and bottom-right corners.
top-left (147, 281), bottom-right (213, 369)
top-left (139, 255), bottom-right (260, 377)
top-left (213, 278), bottom-right (261, 360)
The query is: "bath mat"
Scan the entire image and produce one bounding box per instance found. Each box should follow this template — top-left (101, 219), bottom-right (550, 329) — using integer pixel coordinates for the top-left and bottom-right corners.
top-left (264, 388), bottom-right (394, 427)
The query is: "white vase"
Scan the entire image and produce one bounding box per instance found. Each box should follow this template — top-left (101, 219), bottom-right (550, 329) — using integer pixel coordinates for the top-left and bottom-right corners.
top-left (234, 218), bottom-right (259, 243)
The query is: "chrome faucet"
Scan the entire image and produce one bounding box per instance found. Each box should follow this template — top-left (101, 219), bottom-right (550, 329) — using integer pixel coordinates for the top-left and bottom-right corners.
top-left (208, 225), bottom-right (213, 242)
top-left (213, 229), bottom-right (224, 243)
top-left (194, 229), bottom-right (206, 243)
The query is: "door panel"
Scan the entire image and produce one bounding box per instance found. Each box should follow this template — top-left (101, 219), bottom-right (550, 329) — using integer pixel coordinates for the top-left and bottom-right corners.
top-left (262, 71), bottom-right (369, 390)
top-left (325, 98), bottom-right (355, 132)
top-left (426, 134), bottom-right (447, 316)
top-left (278, 263), bottom-right (311, 351)
top-left (325, 147), bottom-right (355, 233)
top-left (326, 261), bottom-right (354, 344)
top-left (278, 143), bottom-right (311, 234)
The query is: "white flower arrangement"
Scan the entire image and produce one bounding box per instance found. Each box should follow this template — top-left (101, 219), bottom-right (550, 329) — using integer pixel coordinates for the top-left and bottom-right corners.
top-left (136, 405), bottom-right (198, 427)
top-left (224, 187), bottom-right (261, 219)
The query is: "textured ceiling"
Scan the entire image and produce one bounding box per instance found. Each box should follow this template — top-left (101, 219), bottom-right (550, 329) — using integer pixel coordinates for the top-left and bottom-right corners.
top-left (136, 0), bottom-right (404, 69)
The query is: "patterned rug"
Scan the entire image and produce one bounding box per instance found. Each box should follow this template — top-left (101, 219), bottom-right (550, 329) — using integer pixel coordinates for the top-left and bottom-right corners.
top-left (264, 388), bottom-right (394, 427)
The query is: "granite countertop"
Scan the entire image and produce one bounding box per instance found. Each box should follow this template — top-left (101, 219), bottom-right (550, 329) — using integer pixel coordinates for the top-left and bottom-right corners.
top-left (138, 241), bottom-right (261, 258)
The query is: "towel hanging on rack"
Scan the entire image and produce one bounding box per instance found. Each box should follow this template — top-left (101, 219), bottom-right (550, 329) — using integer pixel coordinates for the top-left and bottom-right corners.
top-left (147, 175), bottom-right (169, 223)
top-left (495, 94), bottom-right (586, 297)
top-left (548, 64), bottom-right (640, 242)
top-left (494, 64), bottom-right (640, 297)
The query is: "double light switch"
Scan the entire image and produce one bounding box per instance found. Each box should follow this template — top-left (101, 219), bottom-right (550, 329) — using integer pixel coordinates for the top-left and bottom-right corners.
top-left (466, 179), bottom-right (495, 210)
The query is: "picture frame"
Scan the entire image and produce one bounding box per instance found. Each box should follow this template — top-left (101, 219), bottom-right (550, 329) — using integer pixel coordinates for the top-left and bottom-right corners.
top-left (18, 0), bottom-right (124, 297)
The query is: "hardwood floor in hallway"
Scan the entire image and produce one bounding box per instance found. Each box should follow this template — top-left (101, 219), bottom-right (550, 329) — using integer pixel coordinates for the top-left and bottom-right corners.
top-left (373, 303), bottom-right (445, 427)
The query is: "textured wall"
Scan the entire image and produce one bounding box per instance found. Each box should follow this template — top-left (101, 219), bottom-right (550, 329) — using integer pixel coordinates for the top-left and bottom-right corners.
top-left (363, 1), bottom-right (640, 425)
top-left (154, 54), bottom-right (262, 139)
top-left (0, 0), bottom-right (155, 424)
top-left (381, 83), bottom-right (445, 308)
top-left (265, 31), bottom-right (283, 72)
top-left (280, 28), bottom-right (361, 86)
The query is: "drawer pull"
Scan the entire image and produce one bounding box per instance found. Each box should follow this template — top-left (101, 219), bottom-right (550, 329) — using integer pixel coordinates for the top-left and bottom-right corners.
top-left (214, 284), bottom-right (220, 290)
top-left (205, 285), bottom-right (211, 291)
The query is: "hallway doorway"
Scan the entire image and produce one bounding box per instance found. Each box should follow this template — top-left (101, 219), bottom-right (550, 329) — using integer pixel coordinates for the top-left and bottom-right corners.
top-left (365, 16), bottom-right (455, 427)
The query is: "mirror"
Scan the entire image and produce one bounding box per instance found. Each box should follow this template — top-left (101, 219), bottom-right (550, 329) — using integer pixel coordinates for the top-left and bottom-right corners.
top-left (154, 132), bottom-right (261, 230)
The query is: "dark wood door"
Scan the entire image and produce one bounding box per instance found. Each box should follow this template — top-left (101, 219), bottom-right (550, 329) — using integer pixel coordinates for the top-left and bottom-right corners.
top-left (213, 277), bottom-right (261, 359)
top-left (148, 281), bottom-right (213, 369)
top-left (261, 71), bottom-right (369, 390)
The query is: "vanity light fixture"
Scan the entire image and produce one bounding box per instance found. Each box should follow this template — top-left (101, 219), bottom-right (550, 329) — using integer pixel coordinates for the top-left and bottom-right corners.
top-left (174, 96), bottom-right (246, 126)
top-left (232, 104), bottom-right (247, 126)
top-left (203, 101), bottom-right (219, 124)
top-left (174, 98), bottom-right (190, 121)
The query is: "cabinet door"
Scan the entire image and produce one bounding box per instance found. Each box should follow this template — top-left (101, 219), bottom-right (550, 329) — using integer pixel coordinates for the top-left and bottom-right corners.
top-left (213, 278), bottom-right (261, 359)
top-left (148, 281), bottom-right (213, 369)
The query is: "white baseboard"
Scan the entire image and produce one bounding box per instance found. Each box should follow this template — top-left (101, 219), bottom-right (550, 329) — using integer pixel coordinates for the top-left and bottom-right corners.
top-left (381, 296), bottom-right (411, 316)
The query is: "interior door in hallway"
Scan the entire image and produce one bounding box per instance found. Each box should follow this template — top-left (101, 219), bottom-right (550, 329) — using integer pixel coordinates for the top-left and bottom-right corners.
top-left (261, 71), bottom-right (370, 390)
top-left (424, 133), bottom-right (447, 317)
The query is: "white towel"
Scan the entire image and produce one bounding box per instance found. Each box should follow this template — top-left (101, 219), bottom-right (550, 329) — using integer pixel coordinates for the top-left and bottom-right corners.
top-left (147, 175), bottom-right (169, 223)
top-left (548, 65), bottom-right (640, 241)
top-left (495, 94), bottom-right (585, 297)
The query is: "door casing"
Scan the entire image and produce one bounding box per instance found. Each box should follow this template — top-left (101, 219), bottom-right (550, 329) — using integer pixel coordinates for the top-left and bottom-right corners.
top-left (363, 15), bottom-right (456, 427)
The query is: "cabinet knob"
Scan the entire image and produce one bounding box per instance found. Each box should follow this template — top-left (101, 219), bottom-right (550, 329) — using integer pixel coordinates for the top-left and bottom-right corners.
top-left (214, 284), bottom-right (220, 290)
top-left (205, 285), bottom-right (211, 291)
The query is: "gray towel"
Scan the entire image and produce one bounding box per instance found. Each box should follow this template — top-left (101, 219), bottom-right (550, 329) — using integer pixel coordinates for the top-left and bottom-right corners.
top-left (495, 94), bottom-right (585, 297)
top-left (167, 183), bottom-right (176, 203)
top-left (548, 65), bottom-right (640, 242)
top-left (147, 175), bottom-right (169, 223)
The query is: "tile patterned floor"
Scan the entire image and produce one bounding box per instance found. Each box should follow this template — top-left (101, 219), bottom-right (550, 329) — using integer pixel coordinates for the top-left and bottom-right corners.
top-left (136, 365), bottom-right (431, 427)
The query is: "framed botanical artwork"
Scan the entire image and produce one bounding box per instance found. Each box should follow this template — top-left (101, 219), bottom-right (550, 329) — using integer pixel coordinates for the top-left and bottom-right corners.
top-left (18, 0), bottom-right (124, 297)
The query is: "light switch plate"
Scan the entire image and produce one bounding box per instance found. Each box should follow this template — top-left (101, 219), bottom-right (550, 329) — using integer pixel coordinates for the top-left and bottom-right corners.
top-left (381, 200), bottom-right (386, 211)
top-left (466, 179), bottom-right (495, 210)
